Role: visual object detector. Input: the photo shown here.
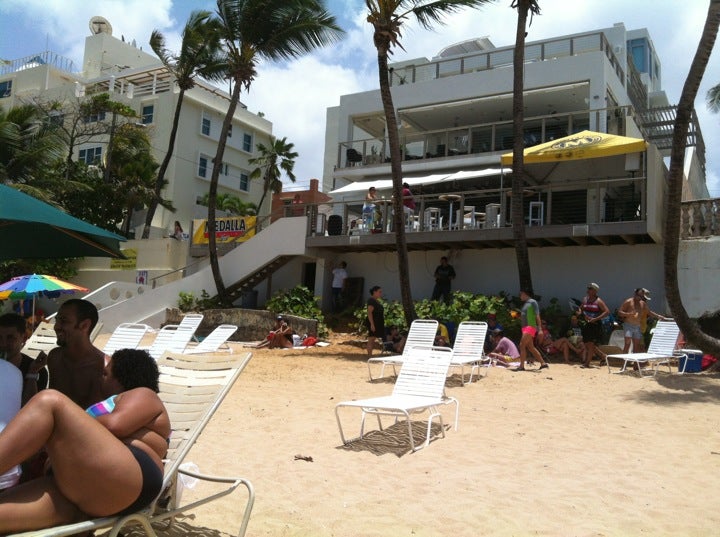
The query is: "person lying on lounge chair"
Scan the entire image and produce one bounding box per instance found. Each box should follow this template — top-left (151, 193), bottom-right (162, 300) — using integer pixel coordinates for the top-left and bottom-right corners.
top-left (0, 349), bottom-right (170, 534)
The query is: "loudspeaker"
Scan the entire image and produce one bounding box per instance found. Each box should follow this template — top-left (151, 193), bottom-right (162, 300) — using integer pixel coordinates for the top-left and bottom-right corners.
top-left (328, 214), bottom-right (343, 236)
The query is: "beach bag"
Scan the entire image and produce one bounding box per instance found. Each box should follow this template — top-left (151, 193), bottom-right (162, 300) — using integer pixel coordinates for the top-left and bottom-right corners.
top-left (303, 336), bottom-right (318, 347)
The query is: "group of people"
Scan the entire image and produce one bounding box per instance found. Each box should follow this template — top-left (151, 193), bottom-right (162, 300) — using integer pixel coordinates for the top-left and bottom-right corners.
top-left (485, 283), bottom-right (667, 371)
top-left (362, 280), bottom-right (667, 372)
top-left (362, 183), bottom-right (417, 233)
top-left (0, 299), bottom-right (171, 533)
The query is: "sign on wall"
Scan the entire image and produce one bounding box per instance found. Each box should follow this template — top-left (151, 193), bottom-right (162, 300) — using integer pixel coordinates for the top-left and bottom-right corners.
top-left (191, 216), bottom-right (256, 245)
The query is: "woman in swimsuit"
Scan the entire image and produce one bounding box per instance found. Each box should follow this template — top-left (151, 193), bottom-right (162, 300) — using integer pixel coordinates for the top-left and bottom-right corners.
top-left (0, 348), bottom-right (170, 533)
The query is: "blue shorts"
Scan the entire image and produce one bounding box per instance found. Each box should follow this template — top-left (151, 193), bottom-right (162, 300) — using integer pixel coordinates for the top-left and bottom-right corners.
top-left (623, 323), bottom-right (643, 340)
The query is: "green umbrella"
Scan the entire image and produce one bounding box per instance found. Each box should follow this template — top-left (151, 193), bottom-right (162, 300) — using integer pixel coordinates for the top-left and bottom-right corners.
top-left (0, 184), bottom-right (126, 259)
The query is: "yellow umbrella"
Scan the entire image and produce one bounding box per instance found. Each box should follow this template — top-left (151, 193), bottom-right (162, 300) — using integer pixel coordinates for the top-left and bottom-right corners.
top-left (500, 130), bottom-right (648, 165)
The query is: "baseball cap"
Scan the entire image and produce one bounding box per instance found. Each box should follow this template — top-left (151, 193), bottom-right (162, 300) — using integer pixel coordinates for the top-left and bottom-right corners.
top-left (490, 328), bottom-right (503, 336)
top-left (587, 282), bottom-right (600, 291)
top-left (487, 312), bottom-right (497, 318)
top-left (276, 315), bottom-right (284, 320)
top-left (641, 288), bottom-right (652, 301)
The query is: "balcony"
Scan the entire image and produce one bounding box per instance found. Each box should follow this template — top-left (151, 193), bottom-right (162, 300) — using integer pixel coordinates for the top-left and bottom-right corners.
top-left (305, 175), bottom-right (656, 253)
top-left (337, 106), bottom-right (632, 171)
top-left (387, 31), bottom-right (624, 88)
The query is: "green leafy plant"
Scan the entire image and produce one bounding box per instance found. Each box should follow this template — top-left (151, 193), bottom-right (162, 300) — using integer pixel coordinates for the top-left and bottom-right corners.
top-left (351, 291), bottom-right (523, 341)
top-left (265, 285), bottom-right (328, 338)
top-left (177, 290), bottom-right (221, 312)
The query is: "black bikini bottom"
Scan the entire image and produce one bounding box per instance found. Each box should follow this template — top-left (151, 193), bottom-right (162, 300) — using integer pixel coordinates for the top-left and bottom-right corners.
top-left (114, 444), bottom-right (164, 516)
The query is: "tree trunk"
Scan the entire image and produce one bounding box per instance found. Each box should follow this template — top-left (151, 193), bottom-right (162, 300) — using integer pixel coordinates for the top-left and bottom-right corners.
top-left (511, 0), bottom-right (534, 295)
top-left (208, 80), bottom-right (243, 307)
top-left (142, 89), bottom-right (185, 239)
top-left (377, 47), bottom-right (416, 325)
top-left (664, 1), bottom-right (720, 355)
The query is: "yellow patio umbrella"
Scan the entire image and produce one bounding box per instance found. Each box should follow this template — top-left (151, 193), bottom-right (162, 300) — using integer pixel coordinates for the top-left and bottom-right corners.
top-left (500, 130), bottom-right (648, 165)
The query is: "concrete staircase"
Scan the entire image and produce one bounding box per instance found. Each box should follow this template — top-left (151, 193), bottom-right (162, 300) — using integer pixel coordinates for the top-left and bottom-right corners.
top-left (96, 217), bottom-right (308, 331)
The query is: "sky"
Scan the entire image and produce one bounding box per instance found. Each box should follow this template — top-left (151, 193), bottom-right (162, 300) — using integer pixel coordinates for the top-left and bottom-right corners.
top-left (1, 0), bottom-right (718, 196)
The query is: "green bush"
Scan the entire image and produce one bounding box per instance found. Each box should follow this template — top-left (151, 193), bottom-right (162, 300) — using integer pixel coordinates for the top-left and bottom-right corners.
top-left (265, 285), bottom-right (328, 338)
top-left (177, 290), bottom-right (221, 312)
top-left (352, 291), bottom-right (523, 341)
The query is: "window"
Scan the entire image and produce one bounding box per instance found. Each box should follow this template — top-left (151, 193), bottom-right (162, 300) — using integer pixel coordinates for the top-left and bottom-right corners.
top-left (239, 173), bottom-right (249, 191)
top-left (242, 132), bottom-right (252, 152)
top-left (198, 156), bottom-right (208, 178)
top-left (141, 104), bottom-right (154, 124)
top-left (48, 112), bottom-right (65, 127)
top-left (78, 146), bottom-right (102, 164)
top-left (221, 162), bottom-right (229, 176)
top-left (83, 111), bottom-right (106, 123)
top-left (227, 124), bottom-right (233, 138)
top-left (201, 115), bottom-right (211, 136)
top-left (0, 80), bottom-right (12, 98)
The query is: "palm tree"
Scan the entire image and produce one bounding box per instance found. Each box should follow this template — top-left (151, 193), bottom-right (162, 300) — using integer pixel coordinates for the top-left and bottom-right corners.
top-left (249, 136), bottom-right (298, 214)
top-left (365, 0), bottom-right (494, 325)
top-left (206, 0), bottom-right (342, 305)
top-left (510, 0), bottom-right (540, 295)
top-left (142, 11), bottom-right (225, 238)
top-left (707, 82), bottom-right (720, 112)
top-left (0, 104), bottom-right (65, 199)
top-left (664, 0), bottom-right (720, 356)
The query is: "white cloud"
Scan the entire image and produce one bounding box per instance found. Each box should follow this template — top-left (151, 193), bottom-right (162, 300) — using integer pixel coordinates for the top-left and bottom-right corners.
top-left (2, 0), bottom-right (718, 195)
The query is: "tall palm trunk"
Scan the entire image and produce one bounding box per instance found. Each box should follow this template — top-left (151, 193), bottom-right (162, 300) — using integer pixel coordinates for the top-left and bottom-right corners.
top-left (664, 1), bottom-right (720, 355)
top-left (377, 46), bottom-right (416, 324)
top-left (142, 89), bottom-right (185, 238)
top-left (511, 0), bottom-right (534, 294)
top-left (208, 80), bottom-right (243, 306)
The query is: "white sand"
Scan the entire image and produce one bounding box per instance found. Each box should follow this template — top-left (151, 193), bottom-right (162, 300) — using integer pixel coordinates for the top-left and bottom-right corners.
top-left (108, 334), bottom-right (720, 537)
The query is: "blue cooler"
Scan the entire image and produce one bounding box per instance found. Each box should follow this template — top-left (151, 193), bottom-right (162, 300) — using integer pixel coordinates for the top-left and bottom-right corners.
top-left (678, 349), bottom-right (703, 373)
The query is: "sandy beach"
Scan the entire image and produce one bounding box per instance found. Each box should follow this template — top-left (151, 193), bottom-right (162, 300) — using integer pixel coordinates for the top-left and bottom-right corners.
top-left (102, 333), bottom-right (720, 537)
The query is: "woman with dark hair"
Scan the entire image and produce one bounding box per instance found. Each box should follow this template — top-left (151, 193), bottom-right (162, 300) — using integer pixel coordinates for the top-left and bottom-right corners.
top-left (0, 349), bottom-right (170, 533)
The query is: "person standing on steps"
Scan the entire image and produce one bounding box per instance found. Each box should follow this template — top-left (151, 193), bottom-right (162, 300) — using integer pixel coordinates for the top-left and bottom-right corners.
top-left (331, 261), bottom-right (348, 312)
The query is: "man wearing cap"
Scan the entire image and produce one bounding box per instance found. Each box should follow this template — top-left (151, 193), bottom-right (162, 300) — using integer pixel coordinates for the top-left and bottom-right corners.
top-left (618, 288), bottom-right (668, 353)
top-left (576, 283), bottom-right (610, 367)
top-left (487, 328), bottom-right (520, 367)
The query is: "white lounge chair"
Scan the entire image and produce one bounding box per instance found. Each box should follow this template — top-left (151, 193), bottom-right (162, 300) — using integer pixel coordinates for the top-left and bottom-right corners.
top-left (8, 351), bottom-right (255, 537)
top-left (367, 319), bottom-right (438, 380)
top-left (147, 314), bottom-right (204, 358)
top-left (605, 320), bottom-right (680, 376)
top-left (102, 323), bottom-right (153, 355)
top-left (185, 324), bottom-right (238, 354)
top-left (337, 345), bottom-right (458, 452)
top-left (20, 321), bottom-right (57, 359)
top-left (449, 321), bottom-right (490, 385)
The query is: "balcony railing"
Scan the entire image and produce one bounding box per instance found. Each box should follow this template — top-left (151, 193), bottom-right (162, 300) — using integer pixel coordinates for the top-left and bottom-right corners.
top-left (389, 31), bottom-right (624, 88)
top-left (338, 106), bottom-right (632, 169)
top-left (681, 199), bottom-right (720, 238)
top-left (0, 51), bottom-right (77, 76)
top-left (303, 175), bottom-right (647, 239)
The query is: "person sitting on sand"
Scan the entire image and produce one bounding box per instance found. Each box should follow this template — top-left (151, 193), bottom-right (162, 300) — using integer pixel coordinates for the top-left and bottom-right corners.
top-left (536, 320), bottom-right (578, 364)
top-left (0, 349), bottom-right (170, 534)
top-left (255, 316), bottom-right (294, 349)
top-left (383, 326), bottom-right (405, 354)
top-left (487, 328), bottom-right (520, 367)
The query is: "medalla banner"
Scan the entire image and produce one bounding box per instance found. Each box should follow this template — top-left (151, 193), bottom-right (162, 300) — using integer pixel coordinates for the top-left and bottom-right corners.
top-left (191, 216), bottom-right (256, 245)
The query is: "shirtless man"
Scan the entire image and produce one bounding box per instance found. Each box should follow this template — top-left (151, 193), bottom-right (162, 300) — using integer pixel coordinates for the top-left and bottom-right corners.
top-left (45, 299), bottom-right (105, 409)
top-left (617, 288), bottom-right (667, 353)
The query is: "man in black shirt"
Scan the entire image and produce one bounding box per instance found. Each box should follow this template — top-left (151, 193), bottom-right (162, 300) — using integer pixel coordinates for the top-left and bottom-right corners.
top-left (431, 256), bottom-right (456, 304)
